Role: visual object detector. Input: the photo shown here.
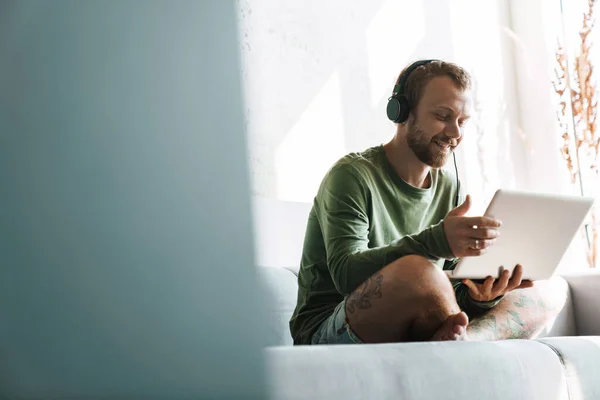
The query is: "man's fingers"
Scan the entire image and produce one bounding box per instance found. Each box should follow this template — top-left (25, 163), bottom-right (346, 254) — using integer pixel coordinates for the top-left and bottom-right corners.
top-left (462, 279), bottom-right (480, 294)
top-left (467, 238), bottom-right (496, 249)
top-left (462, 216), bottom-right (503, 228)
top-left (456, 232), bottom-right (497, 258)
top-left (469, 227), bottom-right (501, 240)
top-left (507, 264), bottom-right (524, 290)
top-left (517, 280), bottom-right (535, 289)
top-left (493, 268), bottom-right (510, 293)
top-left (482, 276), bottom-right (495, 293)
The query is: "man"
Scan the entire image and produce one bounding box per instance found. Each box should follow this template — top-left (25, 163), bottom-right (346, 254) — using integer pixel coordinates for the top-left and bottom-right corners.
top-left (289, 59), bottom-right (564, 345)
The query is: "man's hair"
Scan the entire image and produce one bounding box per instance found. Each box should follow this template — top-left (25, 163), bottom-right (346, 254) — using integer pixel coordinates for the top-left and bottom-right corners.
top-left (395, 60), bottom-right (472, 114)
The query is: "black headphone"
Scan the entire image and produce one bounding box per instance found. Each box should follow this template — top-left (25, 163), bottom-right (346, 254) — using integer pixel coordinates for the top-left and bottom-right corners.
top-left (387, 59), bottom-right (461, 207)
top-left (387, 59), bottom-right (437, 124)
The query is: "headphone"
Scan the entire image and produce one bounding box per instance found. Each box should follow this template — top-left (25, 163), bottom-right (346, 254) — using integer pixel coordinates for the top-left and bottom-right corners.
top-left (386, 59), bottom-right (437, 124)
top-left (387, 59), bottom-right (461, 207)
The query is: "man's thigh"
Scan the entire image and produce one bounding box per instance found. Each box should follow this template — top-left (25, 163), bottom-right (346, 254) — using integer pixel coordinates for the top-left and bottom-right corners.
top-left (311, 299), bottom-right (364, 345)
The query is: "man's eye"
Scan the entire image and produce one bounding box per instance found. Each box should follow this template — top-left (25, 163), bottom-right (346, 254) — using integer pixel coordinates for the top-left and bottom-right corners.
top-left (436, 114), bottom-right (449, 121)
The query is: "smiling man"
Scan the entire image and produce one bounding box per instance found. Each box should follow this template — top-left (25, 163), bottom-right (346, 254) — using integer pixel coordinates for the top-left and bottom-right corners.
top-left (289, 59), bottom-right (562, 345)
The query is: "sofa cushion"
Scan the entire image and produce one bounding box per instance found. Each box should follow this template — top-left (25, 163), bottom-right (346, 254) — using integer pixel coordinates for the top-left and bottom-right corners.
top-left (563, 272), bottom-right (600, 335)
top-left (266, 340), bottom-right (568, 400)
top-left (538, 336), bottom-right (600, 399)
top-left (258, 267), bottom-right (298, 346)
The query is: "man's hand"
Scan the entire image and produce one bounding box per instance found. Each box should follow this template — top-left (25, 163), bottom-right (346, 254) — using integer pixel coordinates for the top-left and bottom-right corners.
top-left (443, 194), bottom-right (502, 258)
top-left (463, 264), bottom-right (535, 302)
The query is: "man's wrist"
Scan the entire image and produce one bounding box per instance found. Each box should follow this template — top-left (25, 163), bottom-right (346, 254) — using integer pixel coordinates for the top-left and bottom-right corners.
top-left (467, 290), bottom-right (504, 309)
top-left (430, 221), bottom-right (455, 260)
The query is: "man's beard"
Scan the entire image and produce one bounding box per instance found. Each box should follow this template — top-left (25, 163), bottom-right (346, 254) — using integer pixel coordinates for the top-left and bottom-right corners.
top-left (406, 121), bottom-right (453, 168)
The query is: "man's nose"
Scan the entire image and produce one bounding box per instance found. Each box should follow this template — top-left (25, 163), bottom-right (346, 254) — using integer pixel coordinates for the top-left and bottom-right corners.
top-left (444, 122), bottom-right (461, 140)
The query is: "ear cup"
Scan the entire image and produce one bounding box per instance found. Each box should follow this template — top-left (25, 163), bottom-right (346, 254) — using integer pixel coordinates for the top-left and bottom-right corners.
top-left (387, 95), bottom-right (410, 123)
top-left (386, 97), bottom-right (401, 122)
top-left (396, 96), bottom-right (410, 123)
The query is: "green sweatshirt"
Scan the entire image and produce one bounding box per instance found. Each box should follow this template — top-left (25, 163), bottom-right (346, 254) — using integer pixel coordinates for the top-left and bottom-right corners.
top-left (289, 145), bottom-right (500, 345)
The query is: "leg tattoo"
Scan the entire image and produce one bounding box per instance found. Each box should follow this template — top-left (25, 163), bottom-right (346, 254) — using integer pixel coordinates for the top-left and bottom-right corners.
top-left (346, 272), bottom-right (383, 314)
top-left (468, 289), bottom-right (555, 340)
top-left (468, 314), bottom-right (497, 341)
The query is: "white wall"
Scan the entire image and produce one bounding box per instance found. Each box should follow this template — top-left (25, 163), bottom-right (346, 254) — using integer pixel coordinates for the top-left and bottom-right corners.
top-left (238, 0), bottom-right (533, 209)
top-left (239, 0), bottom-right (594, 270)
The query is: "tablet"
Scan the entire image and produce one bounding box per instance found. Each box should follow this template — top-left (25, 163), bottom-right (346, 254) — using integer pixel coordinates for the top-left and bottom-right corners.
top-left (447, 189), bottom-right (595, 281)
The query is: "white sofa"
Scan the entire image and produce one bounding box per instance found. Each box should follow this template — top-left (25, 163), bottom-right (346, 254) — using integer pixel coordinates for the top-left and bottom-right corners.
top-left (254, 197), bottom-right (600, 400)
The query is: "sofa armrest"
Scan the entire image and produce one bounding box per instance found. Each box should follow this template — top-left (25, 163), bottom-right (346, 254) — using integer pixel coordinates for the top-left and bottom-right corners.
top-left (563, 271), bottom-right (600, 335)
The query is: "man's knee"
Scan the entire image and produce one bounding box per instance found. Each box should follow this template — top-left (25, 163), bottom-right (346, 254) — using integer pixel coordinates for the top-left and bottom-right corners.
top-left (384, 255), bottom-right (455, 294)
top-left (381, 255), bottom-right (460, 340)
top-left (381, 255), bottom-right (458, 311)
top-left (538, 275), bottom-right (570, 312)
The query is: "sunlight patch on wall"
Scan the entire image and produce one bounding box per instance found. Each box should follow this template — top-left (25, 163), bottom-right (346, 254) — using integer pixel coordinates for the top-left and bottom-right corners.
top-left (447, 0), bottom-right (516, 213)
top-left (366, 0), bottom-right (425, 107)
top-left (275, 71), bottom-right (346, 202)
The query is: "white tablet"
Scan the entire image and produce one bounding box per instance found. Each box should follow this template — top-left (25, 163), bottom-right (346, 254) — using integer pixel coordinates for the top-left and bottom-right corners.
top-left (447, 189), bottom-right (595, 281)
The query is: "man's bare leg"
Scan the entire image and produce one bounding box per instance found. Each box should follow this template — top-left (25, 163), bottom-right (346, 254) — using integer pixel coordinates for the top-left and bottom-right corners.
top-left (345, 255), bottom-right (470, 343)
top-left (467, 276), bottom-right (570, 340)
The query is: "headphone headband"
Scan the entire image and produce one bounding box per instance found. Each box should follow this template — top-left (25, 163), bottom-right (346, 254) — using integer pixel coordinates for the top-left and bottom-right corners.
top-left (393, 59), bottom-right (437, 96)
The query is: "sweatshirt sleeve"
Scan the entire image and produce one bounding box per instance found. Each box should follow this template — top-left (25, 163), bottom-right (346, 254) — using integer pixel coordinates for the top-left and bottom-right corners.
top-left (317, 165), bottom-right (455, 295)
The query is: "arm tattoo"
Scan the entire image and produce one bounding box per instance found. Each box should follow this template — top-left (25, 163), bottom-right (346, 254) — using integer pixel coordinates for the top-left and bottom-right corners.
top-left (346, 272), bottom-right (383, 314)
